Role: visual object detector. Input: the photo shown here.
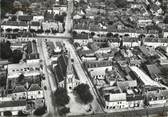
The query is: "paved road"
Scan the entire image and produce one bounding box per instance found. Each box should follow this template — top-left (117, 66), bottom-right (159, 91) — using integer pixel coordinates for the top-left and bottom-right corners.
top-left (37, 39), bottom-right (58, 117)
top-left (65, 0), bottom-right (73, 34)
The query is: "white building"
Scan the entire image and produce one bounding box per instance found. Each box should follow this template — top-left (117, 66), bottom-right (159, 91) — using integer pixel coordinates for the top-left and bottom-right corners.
top-left (27, 84), bottom-right (44, 99)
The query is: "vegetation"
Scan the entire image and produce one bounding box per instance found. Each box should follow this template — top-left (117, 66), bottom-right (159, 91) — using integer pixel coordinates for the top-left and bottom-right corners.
top-left (4, 111), bottom-right (12, 116)
top-left (33, 106), bottom-right (47, 116)
top-left (17, 74), bottom-right (25, 83)
top-left (18, 110), bottom-right (28, 116)
top-left (74, 83), bottom-right (93, 104)
top-left (160, 67), bottom-right (168, 78)
top-left (0, 41), bottom-right (12, 59)
top-left (12, 49), bottom-right (23, 63)
top-left (58, 107), bottom-right (70, 116)
top-left (54, 87), bottom-right (70, 106)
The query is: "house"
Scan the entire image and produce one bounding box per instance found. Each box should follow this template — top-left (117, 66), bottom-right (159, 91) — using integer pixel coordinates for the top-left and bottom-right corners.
top-left (27, 84), bottom-right (44, 100)
top-left (101, 86), bottom-right (128, 110)
top-left (30, 21), bottom-right (41, 31)
top-left (145, 64), bottom-right (162, 80)
top-left (145, 86), bottom-right (168, 106)
top-left (84, 60), bottom-right (113, 79)
top-left (7, 63), bottom-right (42, 79)
top-left (12, 85), bottom-right (27, 100)
top-left (52, 4), bottom-right (67, 15)
top-left (42, 22), bottom-right (58, 31)
top-left (54, 53), bottom-right (80, 92)
top-left (0, 100), bottom-right (27, 116)
top-left (73, 33), bottom-right (89, 46)
top-left (1, 21), bottom-right (29, 31)
top-left (33, 16), bottom-right (44, 22)
top-left (126, 90), bottom-right (144, 108)
top-left (25, 41), bottom-right (40, 64)
top-left (18, 15), bottom-right (33, 23)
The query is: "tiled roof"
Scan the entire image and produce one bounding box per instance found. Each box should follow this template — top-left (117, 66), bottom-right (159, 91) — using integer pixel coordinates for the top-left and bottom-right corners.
top-left (18, 15), bottom-right (33, 21)
top-left (0, 100), bottom-right (26, 108)
top-left (2, 21), bottom-right (28, 26)
top-left (13, 85), bottom-right (27, 93)
top-left (30, 21), bottom-right (40, 26)
top-left (146, 64), bottom-right (161, 78)
top-left (126, 94), bottom-right (144, 101)
top-left (28, 84), bottom-right (41, 91)
top-left (84, 60), bottom-right (112, 68)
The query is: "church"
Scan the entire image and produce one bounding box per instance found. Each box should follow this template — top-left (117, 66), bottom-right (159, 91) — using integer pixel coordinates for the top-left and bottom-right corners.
top-left (54, 52), bottom-right (80, 92)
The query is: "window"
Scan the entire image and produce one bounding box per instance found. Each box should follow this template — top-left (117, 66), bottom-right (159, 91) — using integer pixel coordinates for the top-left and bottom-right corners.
top-left (38, 91), bottom-right (41, 94)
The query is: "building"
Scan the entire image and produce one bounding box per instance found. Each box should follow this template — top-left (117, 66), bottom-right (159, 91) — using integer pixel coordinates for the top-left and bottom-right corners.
top-left (27, 84), bottom-right (44, 100)
top-left (42, 22), bottom-right (58, 31)
top-left (0, 100), bottom-right (27, 116)
top-left (12, 85), bottom-right (27, 100)
top-left (54, 53), bottom-right (80, 92)
top-left (18, 15), bottom-right (33, 23)
top-left (7, 63), bottom-right (42, 79)
top-left (84, 60), bottom-right (113, 79)
top-left (1, 21), bottom-right (29, 31)
top-left (25, 41), bottom-right (40, 63)
top-left (30, 21), bottom-right (41, 31)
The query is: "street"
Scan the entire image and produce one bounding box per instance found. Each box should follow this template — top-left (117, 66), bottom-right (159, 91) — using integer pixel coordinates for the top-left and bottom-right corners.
top-left (36, 39), bottom-right (58, 117)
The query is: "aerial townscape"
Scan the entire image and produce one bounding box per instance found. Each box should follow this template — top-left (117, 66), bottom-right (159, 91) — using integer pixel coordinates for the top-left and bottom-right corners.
top-left (1, 0), bottom-right (168, 117)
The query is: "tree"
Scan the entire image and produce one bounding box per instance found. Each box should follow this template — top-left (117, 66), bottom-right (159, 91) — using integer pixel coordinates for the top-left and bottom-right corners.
top-left (12, 49), bottom-right (23, 63)
top-left (34, 106), bottom-right (47, 116)
top-left (74, 83), bottom-right (93, 104)
top-left (1, 28), bottom-right (4, 33)
top-left (6, 28), bottom-right (12, 32)
top-left (106, 32), bottom-right (112, 37)
top-left (52, 29), bottom-right (58, 34)
top-left (58, 107), bottom-right (70, 116)
top-left (0, 75), bottom-right (6, 87)
top-left (0, 41), bottom-right (12, 59)
top-left (54, 87), bottom-right (70, 106)
top-left (160, 67), bottom-right (168, 78)
top-left (164, 15), bottom-right (168, 24)
top-left (18, 110), bottom-right (28, 116)
top-left (17, 74), bottom-right (25, 83)
top-left (113, 33), bottom-right (119, 38)
top-left (29, 29), bottom-right (36, 33)
top-left (36, 29), bottom-right (44, 34)
top-left (4, 111), bottom-right (12, 116)
top-left (90, 32), bottom-right (95, 37)
top-left (45, 30), bottom-right (50, 34)
top-left (13, 28), bottom-right (19, 32)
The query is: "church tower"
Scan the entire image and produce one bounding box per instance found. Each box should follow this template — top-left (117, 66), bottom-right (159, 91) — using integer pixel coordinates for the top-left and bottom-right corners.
top-left (66, 51), bottom-right (75, 92)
